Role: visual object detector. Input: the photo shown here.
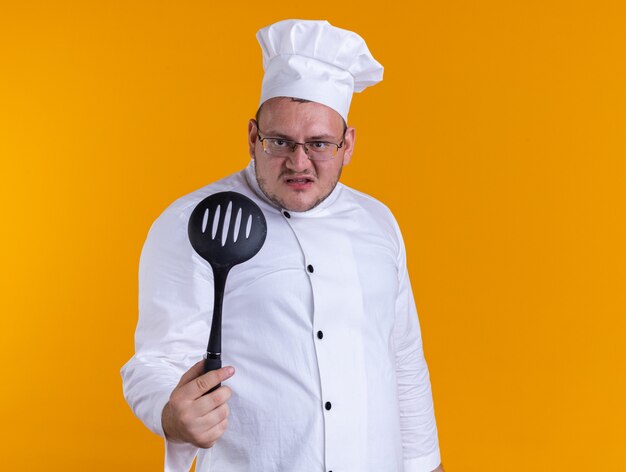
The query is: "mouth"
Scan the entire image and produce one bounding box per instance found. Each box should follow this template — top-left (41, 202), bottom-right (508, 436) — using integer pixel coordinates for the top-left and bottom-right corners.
top-left (285, 177), bottom-right (313, 183)
top-left (283, 175), bottom-right (315, 189)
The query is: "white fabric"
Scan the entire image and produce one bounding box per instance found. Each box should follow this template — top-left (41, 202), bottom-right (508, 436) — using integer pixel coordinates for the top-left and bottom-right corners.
top-left (257, 19), bottom-right (384, 121)
top-left (121, 161), bottom-right (441, 471)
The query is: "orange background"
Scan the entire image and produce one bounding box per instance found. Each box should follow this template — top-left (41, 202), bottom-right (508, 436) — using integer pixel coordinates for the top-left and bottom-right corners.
top-left (1, 1), bottom-right (625, 470)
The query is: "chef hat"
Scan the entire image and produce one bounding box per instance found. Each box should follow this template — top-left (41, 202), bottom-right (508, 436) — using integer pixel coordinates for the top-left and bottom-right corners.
top-left (256, 19), bottom-right (384, 122)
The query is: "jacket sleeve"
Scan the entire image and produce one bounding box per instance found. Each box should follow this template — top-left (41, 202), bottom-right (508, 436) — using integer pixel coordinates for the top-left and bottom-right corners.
top-left (392, 222), bottom-right (442, 472)
top-left (120, 200), bottom-right (214, 471)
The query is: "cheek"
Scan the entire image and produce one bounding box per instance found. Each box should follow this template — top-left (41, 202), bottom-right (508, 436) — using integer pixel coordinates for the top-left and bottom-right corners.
top-left (316, 163), bottom-right (341, 185)
top-left (257, 160), bottom-right (283, 180)
top-left (326, 160), bottom-right (344, 176)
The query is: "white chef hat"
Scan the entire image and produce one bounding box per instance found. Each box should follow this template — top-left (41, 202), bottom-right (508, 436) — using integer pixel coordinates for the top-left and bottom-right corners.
top-left (256, 19), bottom-right (384, 122)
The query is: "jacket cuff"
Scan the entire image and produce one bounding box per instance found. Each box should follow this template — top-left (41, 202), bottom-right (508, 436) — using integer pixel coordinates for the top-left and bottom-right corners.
top-left (164, 439), bottom-right (199, 472)
top-left (404, 449), bottom-right (442, 472)
top-left (148, 389), bottom-right (172, 437)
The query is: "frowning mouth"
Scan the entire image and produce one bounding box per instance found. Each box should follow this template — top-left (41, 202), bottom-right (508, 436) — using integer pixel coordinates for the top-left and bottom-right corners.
top-left (283, 174), bottom-right (315, 183)
top-left (283, 174), bottom-right (315, 189)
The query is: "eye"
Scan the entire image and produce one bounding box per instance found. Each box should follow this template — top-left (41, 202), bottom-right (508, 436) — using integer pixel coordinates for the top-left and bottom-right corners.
top-left (309, 141), bottom-right (329, 150)
top-left (271, 139), bottom-right (290, 148)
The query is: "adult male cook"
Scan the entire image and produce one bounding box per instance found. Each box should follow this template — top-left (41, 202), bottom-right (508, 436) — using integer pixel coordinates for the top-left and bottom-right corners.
top-left (121, 19), bottom-right (443, 472)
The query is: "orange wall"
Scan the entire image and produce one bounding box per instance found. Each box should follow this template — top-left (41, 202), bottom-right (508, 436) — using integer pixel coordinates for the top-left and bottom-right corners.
top-left (1, 1), bottom-right (625, 470)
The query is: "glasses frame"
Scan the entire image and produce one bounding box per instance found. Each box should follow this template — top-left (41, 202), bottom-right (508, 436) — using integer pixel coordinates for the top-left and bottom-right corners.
top-left (256, 128), bottom-right (345, 161)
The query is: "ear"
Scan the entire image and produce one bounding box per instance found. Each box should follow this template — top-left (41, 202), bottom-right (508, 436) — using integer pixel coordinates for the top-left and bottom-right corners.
top-left (248, 119), bottom-right (258, 159)
top-left (341, 126), bottom-right (356, 166)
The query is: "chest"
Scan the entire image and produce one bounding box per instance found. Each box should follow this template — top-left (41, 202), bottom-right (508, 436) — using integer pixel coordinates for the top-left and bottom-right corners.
top-left (223, 210), bottom-right (399, 337)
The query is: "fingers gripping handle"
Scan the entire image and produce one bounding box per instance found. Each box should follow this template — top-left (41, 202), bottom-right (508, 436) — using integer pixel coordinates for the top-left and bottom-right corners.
top-left (203, 353), bottom-right (222, 395)
top-left (204, 354), bottom-right (221, 373)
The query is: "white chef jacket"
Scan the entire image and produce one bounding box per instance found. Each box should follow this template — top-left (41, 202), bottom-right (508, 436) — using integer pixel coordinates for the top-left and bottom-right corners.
top-left (121, 160), bottom-right (441, 472)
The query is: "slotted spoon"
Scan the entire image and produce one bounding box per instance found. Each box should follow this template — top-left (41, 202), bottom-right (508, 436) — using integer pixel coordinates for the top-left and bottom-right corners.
top-left (188, 191), bottom-right (267, 388)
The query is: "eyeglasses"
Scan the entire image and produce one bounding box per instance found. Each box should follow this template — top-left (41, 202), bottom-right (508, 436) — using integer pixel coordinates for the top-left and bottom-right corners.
top-left (257, 129), bottom-right (344, 161)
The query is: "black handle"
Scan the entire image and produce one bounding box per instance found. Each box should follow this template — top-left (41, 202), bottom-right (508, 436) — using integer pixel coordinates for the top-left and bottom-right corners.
top-left (206, 265), bottom-right (230, 358)
top-left (203, 265), bottom-right (228, 396)
top-left (203, 354), bottom-right (222, 395)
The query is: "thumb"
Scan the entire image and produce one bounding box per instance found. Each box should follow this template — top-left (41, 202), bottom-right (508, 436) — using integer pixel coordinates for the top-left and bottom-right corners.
top-left (189, 366), bottom-right (235, 399)
top-left (175, 359), bottom-right (206, 388)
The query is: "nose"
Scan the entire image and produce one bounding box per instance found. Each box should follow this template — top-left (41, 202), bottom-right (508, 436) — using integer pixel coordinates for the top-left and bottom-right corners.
top-left (284, 144), bottom-right (311, 172)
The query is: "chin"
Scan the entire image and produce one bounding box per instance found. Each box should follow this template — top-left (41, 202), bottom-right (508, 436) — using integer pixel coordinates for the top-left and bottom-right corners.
top-left (273, 191), bottom-right (325, 212)
top-left (282, 198), bottom-right (316, 212)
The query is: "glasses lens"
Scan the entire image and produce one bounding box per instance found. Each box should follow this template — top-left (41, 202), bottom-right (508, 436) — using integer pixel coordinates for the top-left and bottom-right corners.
top-left (265, 139), bottom-right (293, 157)
top-left (306, 142), bottom-right (336, 160)
top-left (262, 137), bottom-right (338, 160)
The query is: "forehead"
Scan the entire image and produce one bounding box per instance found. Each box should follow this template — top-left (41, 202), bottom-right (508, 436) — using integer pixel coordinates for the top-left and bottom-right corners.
top-left (258, 97), bottom-right (345, 137)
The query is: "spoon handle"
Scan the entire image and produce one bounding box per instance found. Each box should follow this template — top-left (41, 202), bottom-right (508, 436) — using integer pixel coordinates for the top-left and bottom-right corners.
top-left (202, 265), bottom-right (230, 394)
top-left (206, 265), bottom-right (230, 361)
top-left (203, 354), bottom-right (222, 394)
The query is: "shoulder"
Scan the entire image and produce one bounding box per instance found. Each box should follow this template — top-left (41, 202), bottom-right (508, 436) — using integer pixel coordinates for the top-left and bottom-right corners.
top-left (337, 184), bottom-right (406, 259)
top-left (142, 169), bottom-right (251, 246)
top-left (339, 184), bottom-right (402, 234)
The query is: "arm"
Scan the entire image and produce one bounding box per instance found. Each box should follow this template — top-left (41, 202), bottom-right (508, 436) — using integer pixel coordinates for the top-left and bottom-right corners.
top-left (120, 198), bottom-right (230, 468)
top-left (392, 222), bottom-right (442, 472)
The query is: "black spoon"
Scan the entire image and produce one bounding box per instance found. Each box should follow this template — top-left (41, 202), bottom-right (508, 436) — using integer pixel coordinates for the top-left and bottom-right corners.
top-left (188, 191), bottom-right (267, 389)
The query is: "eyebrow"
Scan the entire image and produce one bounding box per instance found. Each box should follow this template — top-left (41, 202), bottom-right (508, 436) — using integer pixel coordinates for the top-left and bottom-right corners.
top-left (261, 130), bottom-right (340, 141)
top-left (260, 130), bottom-right (293, 139)
top-left (308, 134), bottom-right (339, 141)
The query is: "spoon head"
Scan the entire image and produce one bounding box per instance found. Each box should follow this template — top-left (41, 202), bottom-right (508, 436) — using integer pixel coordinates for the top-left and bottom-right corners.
top-left (188, 191), bottom-right (267, 269)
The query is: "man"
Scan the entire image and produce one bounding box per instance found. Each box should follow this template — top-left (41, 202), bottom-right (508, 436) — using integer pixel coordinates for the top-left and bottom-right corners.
top-left (121, 19), bottom-right (443, 472)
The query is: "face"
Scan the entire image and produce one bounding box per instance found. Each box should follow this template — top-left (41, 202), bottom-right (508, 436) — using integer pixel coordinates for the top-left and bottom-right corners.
top-left (248, 97), bottom-right (356, 212)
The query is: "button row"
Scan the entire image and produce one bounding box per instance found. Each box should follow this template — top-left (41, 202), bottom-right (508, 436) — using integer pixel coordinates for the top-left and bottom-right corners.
top-left (283, 206), bottom-right (332, 469)
top-left (282, 211), bottom-right (317, 275)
